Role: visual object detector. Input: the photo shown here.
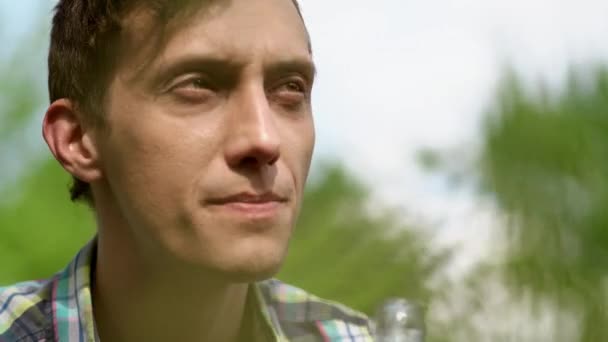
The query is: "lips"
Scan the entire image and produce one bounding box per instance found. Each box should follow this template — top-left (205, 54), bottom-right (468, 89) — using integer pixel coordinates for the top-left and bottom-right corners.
top-left (206, 192), bottom-right (288, 206)
top-left (204, 192), bottom-right (288, 220)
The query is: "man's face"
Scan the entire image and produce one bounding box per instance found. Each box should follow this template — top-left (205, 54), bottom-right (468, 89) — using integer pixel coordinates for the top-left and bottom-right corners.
top-left (94, 0), bottom-right (315, 280)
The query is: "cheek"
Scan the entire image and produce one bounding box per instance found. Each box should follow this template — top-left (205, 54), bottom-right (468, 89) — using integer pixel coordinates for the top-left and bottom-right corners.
top-left (280, 118), bottom-right (315, 191)
top-left (102, 109), bottom-right (222, 208)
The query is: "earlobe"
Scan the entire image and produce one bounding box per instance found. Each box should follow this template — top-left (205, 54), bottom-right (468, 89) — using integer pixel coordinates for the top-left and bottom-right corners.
top-left (42, 99), bottom-right (103, 183)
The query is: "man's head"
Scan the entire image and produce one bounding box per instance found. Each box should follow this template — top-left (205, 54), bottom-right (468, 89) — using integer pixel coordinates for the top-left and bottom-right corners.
top-left (48, 0), bottom-right (309, 204)
top-left (43, 0), bottom-right (315, 281)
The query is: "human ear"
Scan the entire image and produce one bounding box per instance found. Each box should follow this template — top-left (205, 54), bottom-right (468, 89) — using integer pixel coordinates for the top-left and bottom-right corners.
top-left (42, 99), bottom-right (103, 183)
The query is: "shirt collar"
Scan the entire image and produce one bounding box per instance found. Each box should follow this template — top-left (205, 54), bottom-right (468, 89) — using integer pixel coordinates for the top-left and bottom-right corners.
top-left (51, 239), bottom-right (97, 342)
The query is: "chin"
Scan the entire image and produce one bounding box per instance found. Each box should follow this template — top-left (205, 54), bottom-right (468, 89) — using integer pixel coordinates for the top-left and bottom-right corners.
top-left (221, 262), bottom-right (283, 284)
top-left (216, 238), bottom-right (289, 283)
top-left (174, 210), bottom-right (295, 283)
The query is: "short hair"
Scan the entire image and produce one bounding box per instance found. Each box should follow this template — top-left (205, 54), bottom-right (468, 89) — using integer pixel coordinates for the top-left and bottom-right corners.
top-left (48, 0), bottom-right (307, 205)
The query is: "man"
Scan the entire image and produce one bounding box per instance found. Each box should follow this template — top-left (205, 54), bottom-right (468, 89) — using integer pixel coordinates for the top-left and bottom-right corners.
top-left (0, 0), bottom-right (373, 341)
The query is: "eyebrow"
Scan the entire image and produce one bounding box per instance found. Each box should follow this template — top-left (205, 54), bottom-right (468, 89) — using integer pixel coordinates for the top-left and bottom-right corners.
top-left (150, 55), bottom-right (317, 88)
top-left (265, 59), bottom-right (317, 84)
top-left (151, 56), bottom-right (243, 88)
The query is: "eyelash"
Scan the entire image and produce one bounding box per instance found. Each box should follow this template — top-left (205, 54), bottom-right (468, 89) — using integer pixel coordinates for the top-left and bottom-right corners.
top-left (275, 80), bottom-right (306, 94)
top-left (180, 77), bottom-right (214, 90)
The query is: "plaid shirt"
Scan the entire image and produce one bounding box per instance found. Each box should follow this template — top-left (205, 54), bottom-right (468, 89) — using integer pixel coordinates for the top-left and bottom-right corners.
top-left (0, 241), bottom-right (374, 341)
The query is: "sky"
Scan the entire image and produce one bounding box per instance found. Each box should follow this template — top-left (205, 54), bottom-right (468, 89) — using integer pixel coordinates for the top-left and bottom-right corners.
top-left (2, 0), bottom-right (608, 270)
top-left (299, 0), bottom-right (608, 270)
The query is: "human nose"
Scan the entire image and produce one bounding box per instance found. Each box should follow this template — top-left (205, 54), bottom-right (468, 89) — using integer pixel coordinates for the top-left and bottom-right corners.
top-left (224, 84), bottom-right (281, 169)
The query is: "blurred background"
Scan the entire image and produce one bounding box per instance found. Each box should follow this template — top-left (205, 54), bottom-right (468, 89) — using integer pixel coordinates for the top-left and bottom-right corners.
top-left (2, 0), bottom-right (608, 340)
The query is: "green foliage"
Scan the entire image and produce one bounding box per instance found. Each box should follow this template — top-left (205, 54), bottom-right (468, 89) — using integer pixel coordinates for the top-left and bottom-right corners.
top-left (479, 66), bottom-right (608, 340)
top-left (279, 164), bottom-right (452, 315)
top-left (0, 19), bottom-right (95, 285)
top-left (0, 159), bottom-right (95, 284)
top-left (0, 15), bottom-right (48, 145)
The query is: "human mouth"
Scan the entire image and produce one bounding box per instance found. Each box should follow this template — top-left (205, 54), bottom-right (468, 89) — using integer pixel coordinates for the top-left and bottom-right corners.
top-left (205, 192), bottom-right (287, 218)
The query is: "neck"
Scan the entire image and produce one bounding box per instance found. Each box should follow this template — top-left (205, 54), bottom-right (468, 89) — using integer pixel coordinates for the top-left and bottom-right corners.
top-left (92, 219), bottom-right (250, 342)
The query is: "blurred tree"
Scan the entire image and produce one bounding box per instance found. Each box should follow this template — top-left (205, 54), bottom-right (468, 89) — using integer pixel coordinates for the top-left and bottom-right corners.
top-left (473, 66), bottom-right (608, 340)
top-left (0, 15), bottom-right (95, 285)
top-left (0, 159), bottom-right (95, 284)
top-left (279, 164), bottom-right (453, 316)
top-left (0, 16), bottom-right (48, 191)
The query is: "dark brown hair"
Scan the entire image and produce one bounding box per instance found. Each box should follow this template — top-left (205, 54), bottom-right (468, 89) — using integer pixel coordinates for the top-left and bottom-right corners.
top-left (48, 0), bottom-right (307, 205)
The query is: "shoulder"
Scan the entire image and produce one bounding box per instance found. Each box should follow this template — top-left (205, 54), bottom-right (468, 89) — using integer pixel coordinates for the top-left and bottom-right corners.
top-left (257, 279), bottom-right (374, 341)
top-left (0, 279), bottom-right (55, 341)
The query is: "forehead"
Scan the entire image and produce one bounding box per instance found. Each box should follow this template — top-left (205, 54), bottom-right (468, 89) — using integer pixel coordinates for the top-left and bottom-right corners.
top-left (118, 0), bottom-right (311, 78)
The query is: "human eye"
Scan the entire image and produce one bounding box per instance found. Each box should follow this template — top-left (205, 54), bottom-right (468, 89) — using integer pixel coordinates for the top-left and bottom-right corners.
top-left (270, 77), bottom-right (309, 108)
top-left (169, 74), bottom-right (216, 103)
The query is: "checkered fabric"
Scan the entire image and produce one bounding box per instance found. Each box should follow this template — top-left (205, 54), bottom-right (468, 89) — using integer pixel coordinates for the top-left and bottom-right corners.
top-left (0, 241), bottom-right (374, 341)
